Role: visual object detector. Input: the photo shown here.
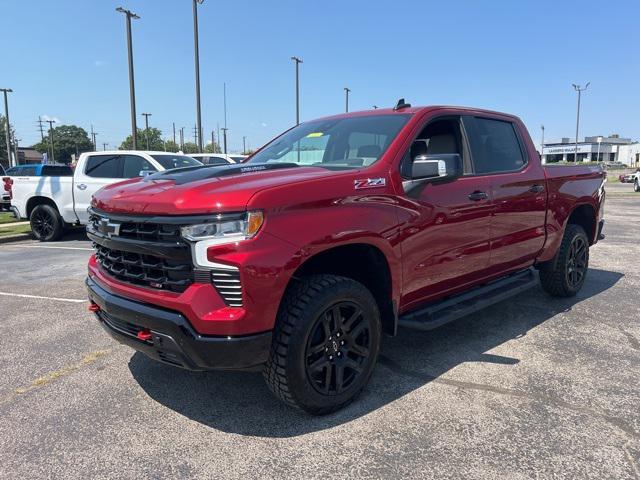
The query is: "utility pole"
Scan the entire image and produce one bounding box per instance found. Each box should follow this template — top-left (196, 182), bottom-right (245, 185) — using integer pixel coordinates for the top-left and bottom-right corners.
top-left (90, 124), bottom-right (97, 150)
top-left (179, 127), bottom-right (185, 150)
top-left (540, 125), bottom-right (545, 163)
top-left (223, 83), bottom-right (227, 131)
top-left (572, 82), bottom-right (590, 162)
top-left (103, 143), bottom-right (108, 151)
top-left (1, 88), bottom-right (13, 166)
top-left (242, 136), bottom-right (246, 155)
top-left (192, 0), bottom-right (205, 152)
top-left (221, 127), bottom-right (228, 154)
top-left (291, 56), bottom-right (302, 125)
top-left (116, 7), bottom-right (140, 150)
top-left (172, 122), bottom-right (176, 144)
top-left (37, 116), bottom-right (45, 141)
top-left (13, 134), bottom-right (19, 165)
top-left (193, 125), bottom-right (198, 145)
top-left (142, 112), bottom-right (152, 149)
top-left (211, 130), bottom-right (215, 151)
top-left (46, 119), bottom-right (56, 163)
top-left (344, 87), bottom-right (351, 113)
top-left (217, 122), bottom-right (220, 153)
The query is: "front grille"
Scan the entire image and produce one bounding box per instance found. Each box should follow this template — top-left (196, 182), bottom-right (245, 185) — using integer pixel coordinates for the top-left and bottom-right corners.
top-left (88, 214), bottom-right (182, 243)
top-left (95, 244), bottom-right (193, 293)
top-left (211, 269), bottom-right (243, 307)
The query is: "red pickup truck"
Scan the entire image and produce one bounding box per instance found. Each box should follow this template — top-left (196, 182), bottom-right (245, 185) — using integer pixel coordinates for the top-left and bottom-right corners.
top-left (87, 103), bottom-right (605, 414)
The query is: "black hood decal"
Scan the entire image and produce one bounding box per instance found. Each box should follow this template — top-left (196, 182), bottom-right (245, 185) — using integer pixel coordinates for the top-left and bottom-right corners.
top-left (144, 163), bottom-right (300, 186)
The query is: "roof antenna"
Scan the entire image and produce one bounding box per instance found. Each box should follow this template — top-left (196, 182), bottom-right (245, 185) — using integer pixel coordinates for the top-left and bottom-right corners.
top-left (393, 98), bottom-right (411, 110)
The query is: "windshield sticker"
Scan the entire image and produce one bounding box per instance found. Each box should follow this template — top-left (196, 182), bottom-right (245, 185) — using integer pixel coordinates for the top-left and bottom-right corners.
top-left (306, 132), bottom-right (324, 138)
top-left (354, 178), bottom-right (386, 189)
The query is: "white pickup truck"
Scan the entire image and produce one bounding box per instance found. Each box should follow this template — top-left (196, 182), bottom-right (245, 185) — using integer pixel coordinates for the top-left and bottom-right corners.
top-left (11, 150), bottom-right (201, 241)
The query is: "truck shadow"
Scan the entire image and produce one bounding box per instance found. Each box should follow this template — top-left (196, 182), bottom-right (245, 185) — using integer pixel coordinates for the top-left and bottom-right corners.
top-left (128, 268), bottom-right (623, 438)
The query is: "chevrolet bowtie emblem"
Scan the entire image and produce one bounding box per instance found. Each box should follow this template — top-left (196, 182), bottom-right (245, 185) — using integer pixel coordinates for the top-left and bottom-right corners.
top-left (98, 218), bottom-right (121, 237)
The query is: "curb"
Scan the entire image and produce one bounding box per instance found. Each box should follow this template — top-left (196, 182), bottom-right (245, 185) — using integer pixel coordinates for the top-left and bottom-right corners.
top-left (0, 233), bottom-right (32, 244)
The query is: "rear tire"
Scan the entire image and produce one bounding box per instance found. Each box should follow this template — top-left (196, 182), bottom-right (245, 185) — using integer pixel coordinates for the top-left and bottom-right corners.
top-left (634, 179), bottom-right (640, 192)
top-left (30, 204), bottom-right (64, 242)
top-left (263, 274), bottom-right (381, 415)
top-left (539, 224), bottom-right (589, 297)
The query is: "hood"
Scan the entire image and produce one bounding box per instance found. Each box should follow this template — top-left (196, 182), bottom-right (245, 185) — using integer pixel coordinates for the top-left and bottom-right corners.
top-left (91, 164), bottom-right (335, 215)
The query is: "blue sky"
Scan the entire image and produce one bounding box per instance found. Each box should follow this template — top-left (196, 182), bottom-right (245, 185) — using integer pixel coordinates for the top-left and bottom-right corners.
top-left (1, 0), bottom-right (639, 152)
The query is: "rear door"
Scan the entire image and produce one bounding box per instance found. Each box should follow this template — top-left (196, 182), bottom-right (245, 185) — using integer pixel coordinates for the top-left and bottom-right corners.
top-left (399, 115), bottom-right (494, 309)
top-left (464, 116), bottom-right (547, 273)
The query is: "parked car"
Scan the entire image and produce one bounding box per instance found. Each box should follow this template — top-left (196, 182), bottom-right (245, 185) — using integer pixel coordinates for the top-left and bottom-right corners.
top-left (619, 173), bottom-right (636, 183)
top-left (10, 151), bottom-right (202, 241)
top-left (86, 104), bottom-right (605, 414)
top-left (0, 164), bottom-right (9, 211)
top-left (6, 164), bottom-right (74, 177)
top-left (189, 153), bottom-right (247, 165)
top-left (632, 170), bottom-right (640, 192)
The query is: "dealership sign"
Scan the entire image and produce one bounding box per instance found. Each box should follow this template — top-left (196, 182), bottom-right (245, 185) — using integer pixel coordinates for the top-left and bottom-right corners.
top-left (545, 145), bottom-right (594, 154)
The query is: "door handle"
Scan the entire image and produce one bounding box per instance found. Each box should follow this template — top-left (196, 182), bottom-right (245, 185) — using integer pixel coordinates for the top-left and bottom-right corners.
top-left (468, 191), bottom-right (488, 201)
top-left (76, 183), bottom-right (87, 190)
top-left (529, 184), bottom-right (545, 193)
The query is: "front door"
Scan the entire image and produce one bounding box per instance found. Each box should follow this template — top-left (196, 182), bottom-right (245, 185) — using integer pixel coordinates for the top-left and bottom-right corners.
top-left (398, 116), bottom-right (494, 311)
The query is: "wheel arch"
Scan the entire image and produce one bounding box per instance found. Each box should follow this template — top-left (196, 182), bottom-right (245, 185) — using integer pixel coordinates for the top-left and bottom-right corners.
top-left (26, 196), bottom-right (60, 218)
top-left (566, 203), bottom-right (596, 245)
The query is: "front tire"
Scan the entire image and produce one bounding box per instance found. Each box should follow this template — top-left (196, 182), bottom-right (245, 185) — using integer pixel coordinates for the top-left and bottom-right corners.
top-left (263, 274), bottom-right (381, 415)
top-left (634, 179), bottom-right (640, 192)
top-left (539, 224), bottom-right (589, 297)
top-left (30, 204), bottom-right (64, 242)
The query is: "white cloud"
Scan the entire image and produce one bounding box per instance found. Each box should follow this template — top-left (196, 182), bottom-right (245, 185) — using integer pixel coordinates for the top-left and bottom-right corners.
top-left (261, 122), bottom-right (268, 127)
top-left (94, 60), bottom-right (107, 67)
top-left (41, 115), bottom-right (61, 123)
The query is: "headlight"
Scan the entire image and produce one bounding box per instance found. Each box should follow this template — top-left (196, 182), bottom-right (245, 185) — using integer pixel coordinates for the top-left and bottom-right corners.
top-left (181, 211), bottom-right (264, 243)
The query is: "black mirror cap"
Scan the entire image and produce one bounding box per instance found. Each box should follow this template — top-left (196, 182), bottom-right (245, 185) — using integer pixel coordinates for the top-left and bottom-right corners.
top-left (411, 153), bottom-right (462, 181)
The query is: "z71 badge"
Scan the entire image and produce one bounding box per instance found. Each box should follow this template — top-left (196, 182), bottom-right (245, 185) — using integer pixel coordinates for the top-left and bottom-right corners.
top-left (354, 178), bottom-right (386, 190)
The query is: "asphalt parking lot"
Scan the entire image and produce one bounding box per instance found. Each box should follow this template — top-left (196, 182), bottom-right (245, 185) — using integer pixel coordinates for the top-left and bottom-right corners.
top-left (0, 196), bottom-right (638, 479)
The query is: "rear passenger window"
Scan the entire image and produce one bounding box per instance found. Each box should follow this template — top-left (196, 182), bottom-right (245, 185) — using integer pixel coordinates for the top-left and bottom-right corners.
top-left (85, 155), bottom-right (121, 178)
top-left (43, 166), bottom-right (73, 176)
top-left (468, 118), bottom-right (525, 174)
top-left (21, 167), bottom-right (37, 176)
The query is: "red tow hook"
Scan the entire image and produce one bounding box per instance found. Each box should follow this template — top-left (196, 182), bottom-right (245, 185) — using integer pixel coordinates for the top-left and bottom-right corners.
top-left (88, 303), bottom-right (101, 313)
top-left (137, 329), bottom-right (153, 342)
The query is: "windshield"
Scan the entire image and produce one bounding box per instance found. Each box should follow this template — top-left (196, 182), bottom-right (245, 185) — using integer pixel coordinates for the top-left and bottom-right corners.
top-left (246, 114), bottom-right (411, 169)
top-left (150, 154), bottom-right (202, 170)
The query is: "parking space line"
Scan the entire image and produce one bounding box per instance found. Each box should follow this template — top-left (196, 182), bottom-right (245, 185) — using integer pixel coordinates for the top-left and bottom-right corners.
top-left (1, 245), bottom-right (94, 251)
top-left (0, 292), bottom-right (86, 303)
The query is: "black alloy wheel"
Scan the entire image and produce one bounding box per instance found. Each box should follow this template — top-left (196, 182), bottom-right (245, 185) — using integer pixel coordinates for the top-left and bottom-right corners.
top-left (565, 235), bottom-right (588, 289)
top-left (30, 204), bottom-right (64, 241)
top-left (305, 301), bottom-right (372, 395)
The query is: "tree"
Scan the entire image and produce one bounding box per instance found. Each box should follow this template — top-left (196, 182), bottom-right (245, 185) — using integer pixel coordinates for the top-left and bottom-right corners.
top-left (120, 127), bottom-right (165, 151)
top-left (34, 125), bottom-right (93, 164)
top-left (204, 141), bottom-right (221, 153)
top-left (0, 116), bottom-right (8, 166)
top-left (181, 142), bottom-right (199, 154)
top-left (164, 140), bottom-right (180, 153)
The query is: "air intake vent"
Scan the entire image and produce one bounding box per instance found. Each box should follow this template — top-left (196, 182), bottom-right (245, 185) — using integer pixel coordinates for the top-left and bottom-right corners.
top-left (211, 269), bottom-right (243, 307)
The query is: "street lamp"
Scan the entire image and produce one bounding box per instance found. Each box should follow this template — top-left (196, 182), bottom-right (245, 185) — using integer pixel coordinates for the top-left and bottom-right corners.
top-left (572, 82), bottom-right (590, 162)
top-left (116, 7), bottom-right (140, 150)
top-left (596, 136), bottom-right (603, 163)
top-left (221, 127), bottom-right (229, 154)
top-left (242, 136), bottom-right (246, 155)
top-left (344, 87), bottom-right (351, 113)
top-left (141, 113), bottom-right (152, 150)
top-left (46, 119), bottom-right (56, 163)
top-left (192, 0), bottom-right (205, 152)
top-left (540, 125), bottom-right (545, 163)
top-left (291, 57), bottom-right (302, 125)
top-left (1, 88), bottom-right (13, 167)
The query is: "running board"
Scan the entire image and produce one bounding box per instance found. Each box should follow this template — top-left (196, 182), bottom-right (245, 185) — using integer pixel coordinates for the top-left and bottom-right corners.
top-left (398, 268), bottom-right (537, 331)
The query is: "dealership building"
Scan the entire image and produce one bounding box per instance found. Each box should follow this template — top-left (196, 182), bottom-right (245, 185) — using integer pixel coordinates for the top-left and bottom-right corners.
top-left (541, 135), bottom-right (639, 166)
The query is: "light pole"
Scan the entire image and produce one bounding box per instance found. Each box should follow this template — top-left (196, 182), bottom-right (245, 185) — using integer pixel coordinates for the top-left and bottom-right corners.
top-left (116, 7), bottom-right (140, 150)
top-left (242, 136), bottom-right (246, 154)
top-left (344, 87), bottom-right (351, 113)
top-left (596, 136), bottom-right (603, 163)
top-left (1, 88), bottom-right (13, 166)
top-left (291, 56), bottom-right (302, 125)
top-left (540, 125), bottom-right (545, 163)
top-left (142, 113), bottom-right (152, 149)
top-left (46, 119), bottom-right (56, 163)
top-left (179, 127), bottom-right (185, 150)
top-left (192, 0), bottom-right (204, 152)
top-left (103, 143), bottom-right (108, 151)
top-left (221, 127), bottom-right (228, 154)
top-left (572, 82), bottom-right (590, 162)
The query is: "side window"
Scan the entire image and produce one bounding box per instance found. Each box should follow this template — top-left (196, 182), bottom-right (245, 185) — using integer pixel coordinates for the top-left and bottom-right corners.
top-left (207, 156), bottom-right (229, 165)
top-left (122, 155), bottom-right (155, 178)
top-left (43, 166), bottom-right (73, 176)
top-left (22, 166), bottom-right (37, 176)
top-left (467, 118), bottom-right (525, 174)
top-left (85, 155), bottom-right (122, 178)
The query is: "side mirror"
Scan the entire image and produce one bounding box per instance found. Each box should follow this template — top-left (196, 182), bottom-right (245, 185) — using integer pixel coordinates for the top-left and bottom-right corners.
top-left (139, 170), bottom-right (154, 177)
top-left (411, 154), bottom-right (462, 181)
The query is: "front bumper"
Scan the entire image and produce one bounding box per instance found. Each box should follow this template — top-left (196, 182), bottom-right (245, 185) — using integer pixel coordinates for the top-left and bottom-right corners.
top-left (87, 276), bottom-right (272, 370)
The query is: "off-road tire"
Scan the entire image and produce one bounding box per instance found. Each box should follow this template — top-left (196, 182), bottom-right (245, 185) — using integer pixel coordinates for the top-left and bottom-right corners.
top-left (263, 274), bottom-right (381, 415)
top-left (539, 224), bottom-right (589, 297)
top-left (30, 204), bottom-right (64, 242)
